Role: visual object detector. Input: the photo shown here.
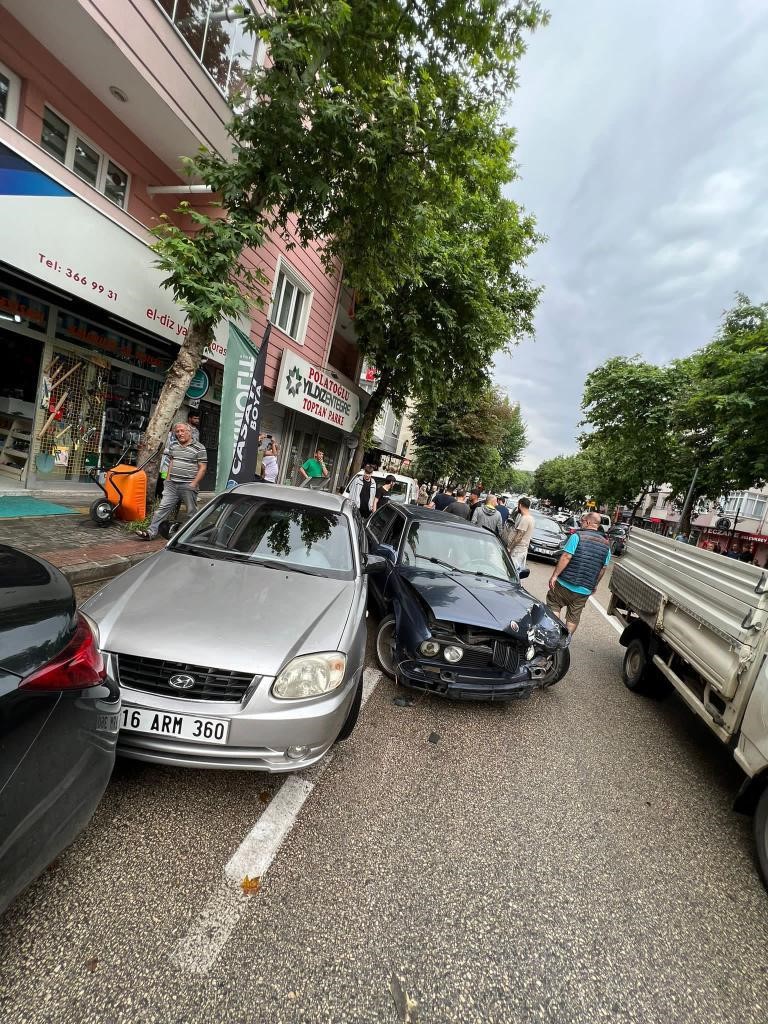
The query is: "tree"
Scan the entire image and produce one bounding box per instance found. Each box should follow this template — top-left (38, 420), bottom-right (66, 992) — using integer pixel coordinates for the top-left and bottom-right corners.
top-left (676, 295), bottom-right (768, 489)
top-left (141, 0), bottom-right (547, 488)
top-left (411, 384), bottom-right (527, 489)
top-left (579, 355), bottom-right (680, 517)
top-left (532, 453), bottom-right (597, 507)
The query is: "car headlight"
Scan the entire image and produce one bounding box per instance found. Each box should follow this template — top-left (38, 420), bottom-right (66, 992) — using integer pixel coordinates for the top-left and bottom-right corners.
top-left (272, 652), bottom-right (347, 700)
top-left (443, 645), bottom-right (463, 663)
top-left (420, 640), bottom-right (441, 657)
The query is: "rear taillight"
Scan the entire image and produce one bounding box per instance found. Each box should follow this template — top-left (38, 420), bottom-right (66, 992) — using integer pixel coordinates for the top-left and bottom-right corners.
top-left (20, 614), bottom-right (105, 691)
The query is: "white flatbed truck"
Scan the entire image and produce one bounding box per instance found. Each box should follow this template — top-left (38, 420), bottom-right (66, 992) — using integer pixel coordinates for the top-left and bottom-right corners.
top-left (608, 529), bottom-right (768, 884)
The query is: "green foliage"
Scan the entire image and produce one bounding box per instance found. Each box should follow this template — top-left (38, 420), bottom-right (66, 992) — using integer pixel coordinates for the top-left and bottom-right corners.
top-left (411, 384), bottom-right (527, 490)
top-left (532, 453), bottom-right (597, 507)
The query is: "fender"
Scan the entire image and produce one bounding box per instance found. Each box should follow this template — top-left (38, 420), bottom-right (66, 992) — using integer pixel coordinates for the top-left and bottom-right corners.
top-left (386, 574), bottom-right (433, 657)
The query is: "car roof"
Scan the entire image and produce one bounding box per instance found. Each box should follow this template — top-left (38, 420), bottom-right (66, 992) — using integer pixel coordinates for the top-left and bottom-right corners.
top-left (386, 504), bottom-right (483, 532)
top-left (229, 481), bottom-right (348, 512)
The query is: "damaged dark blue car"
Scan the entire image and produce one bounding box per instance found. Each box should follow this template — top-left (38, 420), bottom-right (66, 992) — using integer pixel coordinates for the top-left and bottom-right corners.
top-left (365, 505), bottom-right (571, 701)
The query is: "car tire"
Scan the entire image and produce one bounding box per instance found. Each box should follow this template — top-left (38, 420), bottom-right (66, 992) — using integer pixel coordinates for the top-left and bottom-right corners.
top-left (541, 648), bottom-right (571, 688)
top-left (376, 615), bottom-right (397, 679)
top-left (335, 679), bottom-right (363, 742)
top-left (753, 784), bottom-right (768, 889)
top-left (622, 635), bottom-right (665, 694)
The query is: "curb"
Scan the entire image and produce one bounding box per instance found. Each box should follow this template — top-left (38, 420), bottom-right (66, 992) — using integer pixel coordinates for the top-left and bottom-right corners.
top-left (61, 548), bottom-right (160, 587)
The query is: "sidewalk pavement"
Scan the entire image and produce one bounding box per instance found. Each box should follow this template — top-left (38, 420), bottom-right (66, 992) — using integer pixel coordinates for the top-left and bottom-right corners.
top-left (1, 491), bottom-right (216, 587)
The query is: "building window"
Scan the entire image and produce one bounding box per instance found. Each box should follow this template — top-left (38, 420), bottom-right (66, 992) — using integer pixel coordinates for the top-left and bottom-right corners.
top-left (155, 1), bottom-right (261, 101)
top-left (0, 60), bottom-right (21, 126)
top-left (270, 263), bottom-right (312, 343)
top-left (724, 491), bottom-right (768, 520)
top-left (39, 107), bottom-right (130, 209)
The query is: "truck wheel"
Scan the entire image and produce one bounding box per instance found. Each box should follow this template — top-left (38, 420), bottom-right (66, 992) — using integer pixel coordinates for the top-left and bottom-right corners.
top-left (375, 615), bottom-right (397, 679)
top-left (753, 785), bottom-right (768, 888)
top-left (622, 637), bottom-right (652, 693)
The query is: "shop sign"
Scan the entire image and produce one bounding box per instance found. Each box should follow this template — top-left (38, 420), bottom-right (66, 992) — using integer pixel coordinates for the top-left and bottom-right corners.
top-left (0, 286), bottom-right (49, 332)
top-left (0, 140), bottom-right (229, 363)
top-left (186, 369), bottom-right (210, 400)
top-left (274, 349), bottom-right (360, 432)
top-left (55, 313), bottom-right (171, 372)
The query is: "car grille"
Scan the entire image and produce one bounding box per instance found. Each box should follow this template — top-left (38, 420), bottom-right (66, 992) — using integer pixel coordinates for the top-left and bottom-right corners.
top-left (116, 654), bottom-right (256, 702)
top-left (492, 641), bottom-right (521, 673)
top-left (433, 629), bottom-right (522, 673)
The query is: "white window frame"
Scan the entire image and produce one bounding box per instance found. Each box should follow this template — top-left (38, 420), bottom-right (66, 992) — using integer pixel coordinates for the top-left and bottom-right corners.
top-left (40, 105), bottom-right (131, 209)
top-left (0, 59), bottom-right (21, 127)
top-left (269, 259), bottom-right (313, 345)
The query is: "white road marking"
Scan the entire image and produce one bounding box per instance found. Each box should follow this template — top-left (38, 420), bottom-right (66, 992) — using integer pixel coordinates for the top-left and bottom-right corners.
top-left (588, 595), bottom-right (623, 634)
top-left (172, 667), bottom-right (382, 976)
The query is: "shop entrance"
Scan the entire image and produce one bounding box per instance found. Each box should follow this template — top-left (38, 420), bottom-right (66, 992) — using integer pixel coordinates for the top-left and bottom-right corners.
top-left (0, 329), bottom-right (43, 485)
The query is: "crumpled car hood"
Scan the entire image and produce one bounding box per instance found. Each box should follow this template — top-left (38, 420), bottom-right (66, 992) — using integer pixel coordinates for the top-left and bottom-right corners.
top-left (83, 549), bottom-right (355, 676)
top-left (398, 566), bottom-right (557, 634)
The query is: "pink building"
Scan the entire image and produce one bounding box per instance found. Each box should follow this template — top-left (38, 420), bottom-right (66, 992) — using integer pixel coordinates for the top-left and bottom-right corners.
top-left (0, 0), bottom-right (362, 492)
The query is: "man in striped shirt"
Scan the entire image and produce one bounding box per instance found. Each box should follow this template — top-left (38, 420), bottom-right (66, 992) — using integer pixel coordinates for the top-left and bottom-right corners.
top-left (138, 422), bottom-right (207, 540)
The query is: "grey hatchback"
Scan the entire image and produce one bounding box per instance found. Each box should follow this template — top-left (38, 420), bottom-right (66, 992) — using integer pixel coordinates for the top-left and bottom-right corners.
top-left (83, 485), bottom-right (382, 772)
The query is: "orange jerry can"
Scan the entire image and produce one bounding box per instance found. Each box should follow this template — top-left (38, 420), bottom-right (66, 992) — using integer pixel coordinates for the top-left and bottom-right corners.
top-left (104, 465), bottom-right (147, 521)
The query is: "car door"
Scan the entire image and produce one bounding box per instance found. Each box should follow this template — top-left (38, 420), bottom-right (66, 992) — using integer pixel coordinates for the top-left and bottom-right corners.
top-left (365, 506), bottom-right (406, 612)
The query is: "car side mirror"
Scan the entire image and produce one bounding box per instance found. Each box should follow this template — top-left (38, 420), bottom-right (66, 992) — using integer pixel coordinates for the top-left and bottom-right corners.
top-left (518, 567), bottom-right (530, 580)
top-left (372, 543), bottom-right (397, 562)
top-left (364, 554), bottom-right (388, 575)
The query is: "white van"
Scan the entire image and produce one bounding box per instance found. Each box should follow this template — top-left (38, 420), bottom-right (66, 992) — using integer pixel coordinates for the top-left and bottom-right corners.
top-left (343, 470), bottom-right (418, 506)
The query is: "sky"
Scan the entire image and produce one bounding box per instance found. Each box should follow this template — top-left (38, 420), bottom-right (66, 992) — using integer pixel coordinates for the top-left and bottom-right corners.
top-left (497, 0), bottom-right (768, 470)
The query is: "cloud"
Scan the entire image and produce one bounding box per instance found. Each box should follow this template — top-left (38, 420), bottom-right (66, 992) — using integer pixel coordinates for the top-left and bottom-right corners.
top-left (498, 0), bottom-right (768, 469)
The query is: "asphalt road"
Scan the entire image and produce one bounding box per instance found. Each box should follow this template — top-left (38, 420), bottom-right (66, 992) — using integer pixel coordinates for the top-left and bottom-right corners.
top-left (2, 561), bottom-right (768, 1023)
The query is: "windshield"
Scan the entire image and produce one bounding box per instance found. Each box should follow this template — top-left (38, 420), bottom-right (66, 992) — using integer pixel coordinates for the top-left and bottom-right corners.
top-left (400, 521), bottom-right (517, 582)
top-left (171, 494), bottom-right (354, 578)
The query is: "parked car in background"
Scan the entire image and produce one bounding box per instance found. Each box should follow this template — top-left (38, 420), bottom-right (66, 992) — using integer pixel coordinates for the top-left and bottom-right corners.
top-left (365, 505), bottom-right (571, 699)
top-left (343, 470), bottom-right (417, 506)
top-left (84, 485), bottom-right (381, 773)
top-left (527, 516), bottom-right (569, 562)
top-left (0, 546), bottom-right (119, 915)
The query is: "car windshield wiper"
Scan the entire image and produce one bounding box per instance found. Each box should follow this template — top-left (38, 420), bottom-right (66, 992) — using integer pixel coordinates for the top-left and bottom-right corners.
top-left (415, 554), bottom-right (460, 572)
top-left (469, 570), bottom-right (512, 583)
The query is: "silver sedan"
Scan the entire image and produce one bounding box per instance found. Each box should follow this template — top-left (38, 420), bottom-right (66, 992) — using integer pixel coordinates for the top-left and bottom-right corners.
top-left (82, 484), bottom-right (383, 771)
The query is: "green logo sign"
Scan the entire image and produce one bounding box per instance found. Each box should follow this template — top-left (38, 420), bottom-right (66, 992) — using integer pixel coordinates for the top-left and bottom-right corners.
top-left (285, 365), bottom-right (302, 397)
top-left (186, 369), bottom-right (210, 400)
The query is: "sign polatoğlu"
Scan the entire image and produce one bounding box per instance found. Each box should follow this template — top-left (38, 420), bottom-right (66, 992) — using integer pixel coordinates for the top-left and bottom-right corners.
top-left (274, 350), bottom-right (361, 432)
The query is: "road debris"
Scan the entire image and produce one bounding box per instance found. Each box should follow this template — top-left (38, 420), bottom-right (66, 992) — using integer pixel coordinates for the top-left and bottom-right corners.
top-left (390, 973), bottom-right (420, 1022)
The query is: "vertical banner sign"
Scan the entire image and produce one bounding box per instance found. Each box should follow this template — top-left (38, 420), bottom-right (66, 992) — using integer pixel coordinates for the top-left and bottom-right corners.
top-left (215, 323), bottom-right (257, 491)
top-left (226, 323), bottom-right (271, 489)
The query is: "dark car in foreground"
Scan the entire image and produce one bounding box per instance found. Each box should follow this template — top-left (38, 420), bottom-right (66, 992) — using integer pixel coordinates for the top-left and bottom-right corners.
top-left (527, 516), bottom-right (568, 562)
top-left (0, 545), bottom-right (119, 915)
top-left (365, 506), bottom-right (571, 700)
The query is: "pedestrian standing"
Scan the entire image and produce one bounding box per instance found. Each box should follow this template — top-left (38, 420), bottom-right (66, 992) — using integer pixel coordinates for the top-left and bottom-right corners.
top-left (468, 488), bottom-right (483, 513)
top-left (137, 422), bottom-right (207, 540)
top-left (348, 465), bottom-right (377, 519)
top-left (497, 496), bottom-right (510, 526)
top-left (471, 494), bottom-right (504, 538)
top-left (375, 474), bottom-right (397, 511)
top-left (416, 481), bottom-right (430, 506)
top-left (507, 496), bottom-right (536, 569)
top-left (546, 511), bottom-right (611, 634)
top-left (260, 434), bottom-right (280, 482)
top-left (432, 487), bottom-right (455, 512)
top-left (186, 412), bottom-right (201, 443)
top-left (299, 448), bottom-right (329, 488)
top-left (445, 488), bottom-right (472, 520)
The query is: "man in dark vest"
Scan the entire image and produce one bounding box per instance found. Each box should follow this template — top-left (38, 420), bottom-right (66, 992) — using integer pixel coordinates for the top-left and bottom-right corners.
top-left (546, 511), bottom-right (611, 634)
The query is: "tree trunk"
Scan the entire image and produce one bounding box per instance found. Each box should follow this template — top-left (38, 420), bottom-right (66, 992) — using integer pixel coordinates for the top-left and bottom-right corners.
top-left (629, 486), bottom-right (649, 524)
top-left (680, 488), bottom-right (705, 536)
top-left (138, 320), bottom-right (214, 497)
top-left (349, 375), bottom-right (390, 478)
